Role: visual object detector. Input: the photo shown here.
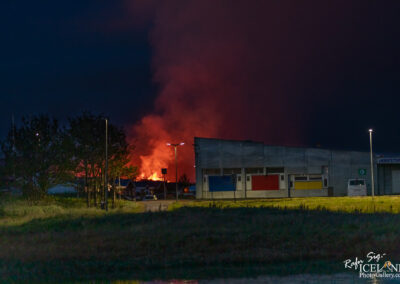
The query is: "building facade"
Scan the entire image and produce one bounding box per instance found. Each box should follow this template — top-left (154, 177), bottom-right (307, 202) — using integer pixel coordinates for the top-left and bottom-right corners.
top-left (377, 154), bottom-right (400, 195)
top-left (194, 137), bottom-right (382, 199)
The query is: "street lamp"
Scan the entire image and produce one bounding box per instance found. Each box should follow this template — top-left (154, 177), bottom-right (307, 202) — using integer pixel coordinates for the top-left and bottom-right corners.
top-left (166, 142), bottom-right (185, 202)
top-left (104, 118), bottom-right (108, 211)
top-left (369, 129), bottom-right (375, 197)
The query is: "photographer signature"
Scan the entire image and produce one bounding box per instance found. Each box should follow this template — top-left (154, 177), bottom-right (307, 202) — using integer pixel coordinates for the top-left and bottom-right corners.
top-left (344, 252), bottom-right (386, 270)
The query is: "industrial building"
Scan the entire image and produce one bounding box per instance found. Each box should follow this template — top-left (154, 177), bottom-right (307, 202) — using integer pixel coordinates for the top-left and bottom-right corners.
top-left (194, 137), bottom-right (400, 199)
top-left (376, 154), bottom-right (400, 195)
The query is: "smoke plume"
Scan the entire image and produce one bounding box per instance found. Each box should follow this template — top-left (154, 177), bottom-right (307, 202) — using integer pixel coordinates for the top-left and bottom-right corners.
top-left (127, 1), bottom-right (359, 180)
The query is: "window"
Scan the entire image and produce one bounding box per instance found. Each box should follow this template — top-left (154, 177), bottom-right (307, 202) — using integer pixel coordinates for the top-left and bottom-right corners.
top-left (203, 169), bottom-right (220, 175)
top-left (295, 176), bottom-right (307, 181)
top-left (309, 175), bottom-right (322, 181)
top-left (267, 167), bottom-right (284, 174)
top-left (280, 175), bottom-right (285, 181)
top-left (237, 176), bottom-right (242, 182)
top-left (203, 177), bottom-right (207, 183)
top-left (223, 168), bottom-right (242, 175)
top-left (324, 178), bottom-right (328, 187)
top-left (247, 176), bottom-right (250, 182)
top-left (350, 179), bottom-right (365, 186)
top-left (246, 168), bottom-right (263, 174)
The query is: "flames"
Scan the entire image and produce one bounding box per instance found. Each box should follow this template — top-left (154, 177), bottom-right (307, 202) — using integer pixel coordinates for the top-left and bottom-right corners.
top-left (135, 135), bottom-right (174, 181)
top-left (140, 171), bottom-right (163, 181)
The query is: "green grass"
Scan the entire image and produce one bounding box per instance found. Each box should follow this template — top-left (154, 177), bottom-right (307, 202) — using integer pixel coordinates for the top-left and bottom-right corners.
top-left (169, 195), bottom-right (400, 213)
top-left (0, 195), bottom-right (143, 228)
top-left (1, 195), bottom-right (400, 282)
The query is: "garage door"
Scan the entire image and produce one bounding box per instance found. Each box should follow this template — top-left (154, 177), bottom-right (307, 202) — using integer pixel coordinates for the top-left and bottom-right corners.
top-left (252, 175), bottom-right (279, 190)
top-left (392, 170), bottom-right (400, 194)
top-left (294, 181), bottom-right (323, 190)
top-left (209, 176), bottom-right (236, 192)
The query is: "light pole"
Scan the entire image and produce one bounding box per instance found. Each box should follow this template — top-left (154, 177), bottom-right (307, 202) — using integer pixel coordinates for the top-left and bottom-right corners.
top-left (105, 118), bottom-right (108, 211)
top-left (167, 142), bottom-right (185, 202)
top-left (369, 129), bottom-right (375, 197)
top-left (11, 114), bottom-right (16, 183)
top-left (161, 168), bottom-right (167, 200)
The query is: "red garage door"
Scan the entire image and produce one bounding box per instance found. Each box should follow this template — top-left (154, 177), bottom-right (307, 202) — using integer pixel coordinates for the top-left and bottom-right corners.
top-left (252, 175), bottom-right (279, 190)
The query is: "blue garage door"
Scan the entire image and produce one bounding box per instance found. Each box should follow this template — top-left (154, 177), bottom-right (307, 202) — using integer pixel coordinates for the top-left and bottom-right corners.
top-left (209, 175), bottom-right (236, 192)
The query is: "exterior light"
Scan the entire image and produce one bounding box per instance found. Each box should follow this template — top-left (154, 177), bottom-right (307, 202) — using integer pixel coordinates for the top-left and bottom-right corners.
top-left (368, 129), bottom-right (375, 197)
top-left (166, 142), bottom-right (185, 202)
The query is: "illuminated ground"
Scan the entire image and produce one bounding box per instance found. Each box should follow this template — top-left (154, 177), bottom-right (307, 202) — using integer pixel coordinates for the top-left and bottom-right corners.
top-left (1, 195), bottom-right (400, 281)
top-left (170, 195), bottom-right (400, 213)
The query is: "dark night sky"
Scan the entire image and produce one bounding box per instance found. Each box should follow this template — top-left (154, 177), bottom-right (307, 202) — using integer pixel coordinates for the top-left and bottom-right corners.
top-left (1, 1), bottom-right (400, 157)
top-left (0, 1), bottom-right (156, 136)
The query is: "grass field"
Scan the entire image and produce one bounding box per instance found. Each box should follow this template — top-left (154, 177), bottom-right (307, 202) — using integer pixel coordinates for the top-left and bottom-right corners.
top-left (169, 195), bottom-right (400, 213)
top-left (1, 195), bottom-right (400, 282)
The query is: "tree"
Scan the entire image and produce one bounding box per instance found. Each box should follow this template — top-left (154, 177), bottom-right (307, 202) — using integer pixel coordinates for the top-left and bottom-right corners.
top-left (108, 149), bottom-right (138, 207)
top-left (1, 115), bottom-right (75, 199)
top-left (179, 173), bottom-right (191, 189)
top-left (69, 112), bottom-right (105, 207)
top-left (68, 112), bottom-right (135, 208)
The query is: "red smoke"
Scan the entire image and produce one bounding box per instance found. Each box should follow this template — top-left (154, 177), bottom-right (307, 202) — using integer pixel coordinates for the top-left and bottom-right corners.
top-left (126, 1), bottom-right (353, 181)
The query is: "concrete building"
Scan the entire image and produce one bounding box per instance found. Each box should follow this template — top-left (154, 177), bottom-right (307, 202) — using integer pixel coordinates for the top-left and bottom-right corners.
top-left (377, 154), bottom-right (400, 195)
top-left (194, 137), bottom-right (385, 199)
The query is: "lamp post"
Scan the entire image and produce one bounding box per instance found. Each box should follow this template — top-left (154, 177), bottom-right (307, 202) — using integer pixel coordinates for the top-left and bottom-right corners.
top-left (104, 118), bottom-right (108, 211)
top-left (369, 129), bottom-right (375, 197)
top-left (161, 168), bottom-right (167, 200)
top-left (166, 142), bottom-right (185, 202)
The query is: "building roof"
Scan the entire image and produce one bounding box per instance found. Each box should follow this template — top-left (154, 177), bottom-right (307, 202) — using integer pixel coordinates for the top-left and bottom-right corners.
top-left (194, 136), bottom-right (377, 155)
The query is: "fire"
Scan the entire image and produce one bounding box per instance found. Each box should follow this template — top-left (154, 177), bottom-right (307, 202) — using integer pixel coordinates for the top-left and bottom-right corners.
top-left (142, 172), bottom-right (163, 181)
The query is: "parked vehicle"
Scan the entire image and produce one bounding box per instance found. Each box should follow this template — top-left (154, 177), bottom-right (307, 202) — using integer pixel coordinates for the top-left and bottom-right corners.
top-left (347, 179), bottom-right (367, 196)
top-left (181, 185), bottom-right (195, 199)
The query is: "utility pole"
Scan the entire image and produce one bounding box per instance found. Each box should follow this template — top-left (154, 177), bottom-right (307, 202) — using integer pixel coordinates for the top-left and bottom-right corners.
top-left (162, 168), bottom-right (167, 200)
top-left (166, 142), bottom-right (185, 202)
top-left (118, 175), bottom-right (121, 200)
top-left (174, 146), bottom-right (178, 202)
top-left (369, 129), bottom-right (375, 197)
top-left (104, 118), bottom-right (109, 211)
top-left (11, 114), bottom-right (16, 183)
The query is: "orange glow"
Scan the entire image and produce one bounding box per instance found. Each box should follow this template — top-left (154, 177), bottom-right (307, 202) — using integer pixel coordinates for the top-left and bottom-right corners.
top-left (129, 109), bottom-right (218, 183)
top-left (134, 136), bottom-right (174, 181)
top-left (141, 171), bottom-right (163, 181)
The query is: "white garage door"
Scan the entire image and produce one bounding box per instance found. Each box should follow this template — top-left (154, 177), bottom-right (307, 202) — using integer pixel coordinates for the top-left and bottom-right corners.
top-left (392, 170), bottom-right (400, 194)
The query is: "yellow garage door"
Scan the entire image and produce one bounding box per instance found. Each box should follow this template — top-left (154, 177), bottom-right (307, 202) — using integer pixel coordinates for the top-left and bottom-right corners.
top-left (294, 181), bottom-right (323, 190)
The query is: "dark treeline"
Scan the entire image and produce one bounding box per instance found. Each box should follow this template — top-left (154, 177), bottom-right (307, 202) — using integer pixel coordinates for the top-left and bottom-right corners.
top-left (0, 112), bottom-right (137, 206)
